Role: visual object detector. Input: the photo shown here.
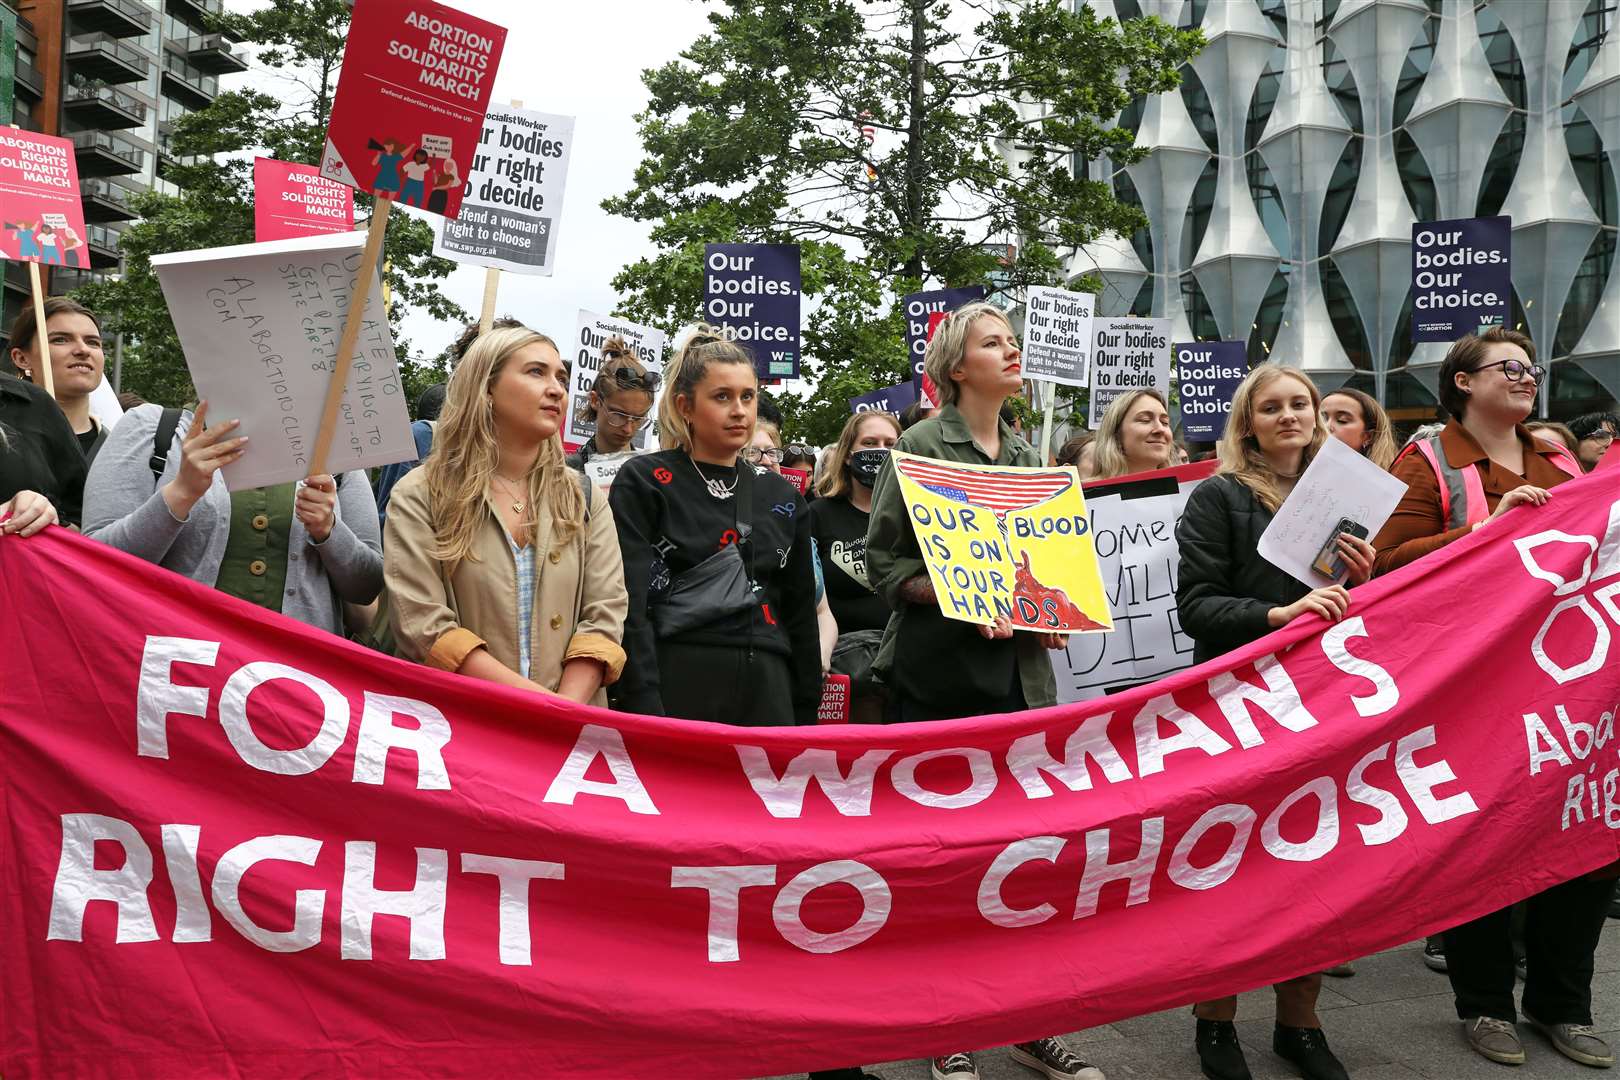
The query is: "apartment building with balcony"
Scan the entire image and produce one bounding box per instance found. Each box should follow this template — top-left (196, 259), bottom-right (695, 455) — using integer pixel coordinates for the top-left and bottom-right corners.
top-left (1, 0), bottom-right (245, 344)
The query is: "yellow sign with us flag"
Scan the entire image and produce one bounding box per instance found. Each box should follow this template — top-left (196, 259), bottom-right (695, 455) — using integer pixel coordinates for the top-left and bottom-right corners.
top-left (891, 451), bottom-right (1113, 633)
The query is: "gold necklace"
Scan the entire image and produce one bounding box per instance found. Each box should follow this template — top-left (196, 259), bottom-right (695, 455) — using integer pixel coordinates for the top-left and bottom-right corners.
top-left (491, 474), bottom-right (527, 515)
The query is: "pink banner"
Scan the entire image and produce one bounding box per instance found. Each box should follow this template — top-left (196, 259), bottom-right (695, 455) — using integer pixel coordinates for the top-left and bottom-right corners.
top-left (253, 157), bottom-right (355, 242)
top-left (2, 471), bottom-right (1619, 1079)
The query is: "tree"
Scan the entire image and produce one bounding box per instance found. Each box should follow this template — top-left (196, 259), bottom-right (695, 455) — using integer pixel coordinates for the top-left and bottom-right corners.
top-left (76, 0), bottom-right (464, 408)
top-left (605, 0), bottom-right (1201, 443)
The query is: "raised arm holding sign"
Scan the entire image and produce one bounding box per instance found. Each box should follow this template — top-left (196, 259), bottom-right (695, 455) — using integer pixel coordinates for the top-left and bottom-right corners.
top-left (313, 0), bottom-right (506, 474)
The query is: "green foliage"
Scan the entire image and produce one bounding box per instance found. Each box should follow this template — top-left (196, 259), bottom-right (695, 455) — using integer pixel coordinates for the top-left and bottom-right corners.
top-left (76, 0), bottom-right (467, 407)
top-left (606, 0), bottom-right (1201, 443)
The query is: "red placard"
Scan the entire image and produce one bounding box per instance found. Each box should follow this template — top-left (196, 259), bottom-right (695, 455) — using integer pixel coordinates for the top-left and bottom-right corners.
top-left (253, 157), bottom-right (355, 242)
top-left (320, 0), bottom-right (507, 219)
top-left (779, 465), bottom-right (811, 494)
top-left (0, 129), bottom-right (88, 267)
top-left (815, 673), bottom-right (851, 723)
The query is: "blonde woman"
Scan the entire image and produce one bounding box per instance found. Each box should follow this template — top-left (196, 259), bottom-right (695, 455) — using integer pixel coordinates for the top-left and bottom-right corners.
top-left (1174, 363), bottom-right (1373, 1080)
top-left (385, 326), bottom-right (627, 706)
top-left (609, 327), bottom-right (820, 725)
top-left (865, 300), bottom-right (1100, 1080)
top-left (1091, 389), bottom-right (1175, 478)
top-left (1320, 387), bottom-right (1397, 470)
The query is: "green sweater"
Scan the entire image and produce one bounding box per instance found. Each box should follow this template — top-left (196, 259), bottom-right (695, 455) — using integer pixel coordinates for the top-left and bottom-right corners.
top-left (865, 403), bottom-right (1058, 713)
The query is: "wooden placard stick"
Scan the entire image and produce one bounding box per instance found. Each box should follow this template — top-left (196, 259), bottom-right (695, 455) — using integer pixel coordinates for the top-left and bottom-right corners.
top-left (475, 98), bottom-right (523, 334)
top-left (28, 261), bottom-right (52, 398)
top-left (478, 265), bottom-right (499, 333)
top-left (307, 197), bottom-right (391, 477)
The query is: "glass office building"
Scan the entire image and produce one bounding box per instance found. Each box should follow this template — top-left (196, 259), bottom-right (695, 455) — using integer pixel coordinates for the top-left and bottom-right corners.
top-left (1071, 0), bottom-right (1620, 419)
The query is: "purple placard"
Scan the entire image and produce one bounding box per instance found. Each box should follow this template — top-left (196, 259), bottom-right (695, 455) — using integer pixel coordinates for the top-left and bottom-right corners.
top-left (849, 379), bottom-right (919, 416)
top-left (1411, 215), bottom-right (1511, 342)
top-left (903, 285), bottom-right (987, 385)
top-left (1176, 340), bottom-right (1248, 441)
top-left (703, 243), bottom-right (802, 379)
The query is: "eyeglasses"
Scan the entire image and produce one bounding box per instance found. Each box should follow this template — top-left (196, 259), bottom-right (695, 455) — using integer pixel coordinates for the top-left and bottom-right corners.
top-left (1472, 358), bottom-right (1545, 383)
top-left (602, 407), bottom-right (651, 431)
top-left (1582, 429), bottom-right (1616, 445)
top-left (604, 364), bottom-right (660, 393)
top-left (743, 447), bottom-right (784, 464)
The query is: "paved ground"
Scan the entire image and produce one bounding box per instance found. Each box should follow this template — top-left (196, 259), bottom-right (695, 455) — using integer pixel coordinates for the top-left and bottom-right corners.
top-left (776, 920), bottom-right (1620, 1080)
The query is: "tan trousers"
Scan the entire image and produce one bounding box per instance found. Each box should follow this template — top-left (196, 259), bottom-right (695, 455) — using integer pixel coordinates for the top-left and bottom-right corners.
top-left (1193, 972), bottom-right (1323, 1028)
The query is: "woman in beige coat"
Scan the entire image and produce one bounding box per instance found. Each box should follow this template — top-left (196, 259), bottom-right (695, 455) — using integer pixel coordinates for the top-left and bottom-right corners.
top-left (385, 325), bottom-right (628, 706)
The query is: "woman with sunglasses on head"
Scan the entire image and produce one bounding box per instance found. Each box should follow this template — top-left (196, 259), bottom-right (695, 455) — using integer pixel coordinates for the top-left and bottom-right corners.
top-left (569, 336), bottom-right (658, 471)
top-left (385, 326), bottom-right (627, 705)
top-left (608, 327), bottom-right (820, 726)
top-left (1369, 329), bottom-right (1608, 1072)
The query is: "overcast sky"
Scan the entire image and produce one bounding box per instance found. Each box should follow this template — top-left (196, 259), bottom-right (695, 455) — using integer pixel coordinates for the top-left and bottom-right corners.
top-left (381, 1), bottom-right (714, 361)
top-left (231, 0), bottom-right (716, 362)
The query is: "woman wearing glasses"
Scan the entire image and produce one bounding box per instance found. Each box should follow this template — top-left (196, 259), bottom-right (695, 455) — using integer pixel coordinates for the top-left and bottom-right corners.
top-left (1370, 328), bottom-right (1607, 1072)
top-left (1372, 328), bottom-right (1580, 576)
top-left (570, 336), bottom-right (659, 477)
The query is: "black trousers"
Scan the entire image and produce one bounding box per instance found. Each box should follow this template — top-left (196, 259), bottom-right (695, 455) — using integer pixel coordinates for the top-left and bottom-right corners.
top-left (657, 641), bottom-right (795, 726)
top-left (892, 679), bottom-right (1027, 723)
top-left (1444, 874), bottom-right (1613, 1024)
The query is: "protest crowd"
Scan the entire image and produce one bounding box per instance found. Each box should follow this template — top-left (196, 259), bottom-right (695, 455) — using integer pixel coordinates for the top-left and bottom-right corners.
top-left (3, 281), bottom-right (1618, 1080)
top-left (2, 0), bottom-right (1619, 1077)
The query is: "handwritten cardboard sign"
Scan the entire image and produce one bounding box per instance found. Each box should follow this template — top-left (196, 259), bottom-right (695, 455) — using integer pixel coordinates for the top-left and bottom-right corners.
top-left (0, 129), bottom-right (87, 266)
top-left (890, 452), bottom-right (1112, 633)
top-left (151, 231), bottom-right (414, 490)
top-left (1257, 435), bottom-right (1408, 588)
top-left (320, 0), bottom-right (506, 218)
top-left (253, 157), bottom-right (355, 242)
top-left (434, 105), bottom-right (574, 274)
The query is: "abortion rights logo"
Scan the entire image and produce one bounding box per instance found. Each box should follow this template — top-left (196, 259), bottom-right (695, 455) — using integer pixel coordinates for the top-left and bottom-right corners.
top-left (1517, 499), bottom-right (1620, 684)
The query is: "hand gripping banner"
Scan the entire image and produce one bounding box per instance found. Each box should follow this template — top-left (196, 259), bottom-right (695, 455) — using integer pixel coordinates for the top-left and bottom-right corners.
top-left (2, 471), bottom-right (1619, 1078)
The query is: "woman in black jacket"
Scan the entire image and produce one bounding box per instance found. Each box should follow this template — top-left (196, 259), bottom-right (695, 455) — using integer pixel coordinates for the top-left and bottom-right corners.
top-left (0, 371), bottom-right (84, 534)
top-left (1174, 363), bottom-right (1375, 1080)
top-left (609, 328), bottom-right (820, 725)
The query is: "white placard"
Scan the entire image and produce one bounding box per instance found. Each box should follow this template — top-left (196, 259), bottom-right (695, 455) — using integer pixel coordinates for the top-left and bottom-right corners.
top-left (1053, 467), bottom-right (1210, 701)
top-left (582, 451), bottom-right (638, 490)
top-left (419, 134), bottom-right (453, 158)
top-left (1257, 435), bottom-right (1410, 588)
top-left (1089, 316), bottom-right (1171, 427)
top-left (565, 309), bottom-right (666, 449)
top-left (1021, 286), bottom-right (1093, 387)
top-left (433, 105), bottom-right (574, 275)
top-left (151, 231), bottom-right (413, 490)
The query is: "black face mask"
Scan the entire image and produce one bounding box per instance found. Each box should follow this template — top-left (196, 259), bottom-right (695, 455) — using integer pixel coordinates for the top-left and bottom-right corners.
top-left (848, 448), bottom-right (889, 487)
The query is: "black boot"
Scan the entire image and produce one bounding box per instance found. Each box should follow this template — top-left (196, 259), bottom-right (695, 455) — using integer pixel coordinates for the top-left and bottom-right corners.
top-left (1272, 1024), bottom-right (1349, 1080)
top-left (1195, 1018), bottom-right (1251, 1080)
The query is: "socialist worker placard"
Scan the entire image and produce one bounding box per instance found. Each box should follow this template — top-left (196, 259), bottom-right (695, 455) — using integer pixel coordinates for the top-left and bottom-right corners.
top-left (320, 0), bottom-right (507, 219)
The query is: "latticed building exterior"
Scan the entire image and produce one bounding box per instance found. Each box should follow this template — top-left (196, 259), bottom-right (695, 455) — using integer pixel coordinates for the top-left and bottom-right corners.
top-left (1069, 0), bottom-right (1620, 418)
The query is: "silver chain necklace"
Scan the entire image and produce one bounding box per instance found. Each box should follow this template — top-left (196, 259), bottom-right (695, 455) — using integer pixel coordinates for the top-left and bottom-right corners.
top-left (688, 455), bottom-right (738, 500)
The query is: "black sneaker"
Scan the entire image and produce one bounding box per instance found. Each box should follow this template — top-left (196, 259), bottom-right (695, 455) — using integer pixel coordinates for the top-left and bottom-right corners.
top-left (1422, 939), bottom-right (1448, 972)
top-left (1195, 1018), bottom-right (1251, 1080)
top-left (931, 1052), bottom-right (979, 1080)
top-left (1609, 882), bottom-right (1619, 920)
top-left (1010, 1036), bottom-right (1106, 1080)
top-left (1273, 1024), bottom-right (1349, 1080)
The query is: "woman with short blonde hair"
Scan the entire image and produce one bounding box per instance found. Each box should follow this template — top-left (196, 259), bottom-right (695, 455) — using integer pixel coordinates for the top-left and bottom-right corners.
top-left (385, 325), bottom-right (627, 705)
